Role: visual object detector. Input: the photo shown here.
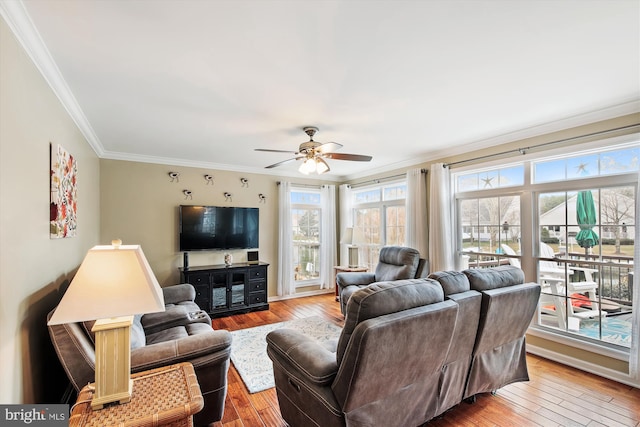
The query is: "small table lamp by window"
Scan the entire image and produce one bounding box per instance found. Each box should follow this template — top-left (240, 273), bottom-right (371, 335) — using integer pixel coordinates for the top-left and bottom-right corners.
top-left (340, 227), bottom-right (365, 268)
top-left (48, 240), bottom-right (165, 409)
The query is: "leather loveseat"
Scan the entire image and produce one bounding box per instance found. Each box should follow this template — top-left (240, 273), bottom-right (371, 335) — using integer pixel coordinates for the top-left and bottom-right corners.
top-left (266, 266), bottom-right (540, 427)
top-left (48, 283), bottom-right (231, 426)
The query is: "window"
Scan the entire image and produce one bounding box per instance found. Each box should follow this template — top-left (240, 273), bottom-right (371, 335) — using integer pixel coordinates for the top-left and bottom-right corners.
top-left (535, 183), bottom-right (635, 348)
top-left (459, 195), bottom-right (521, 268)
top-left (352, 181), bottom-right (407, 271)
top-left (454, 141), bottom-right (638, 352)
top-left (291, 189), bottom-right (321, 286)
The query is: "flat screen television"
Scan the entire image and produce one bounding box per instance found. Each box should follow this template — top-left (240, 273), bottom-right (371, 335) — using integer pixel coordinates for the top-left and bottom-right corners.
top-left (179, 205), bottom-right (259, 251)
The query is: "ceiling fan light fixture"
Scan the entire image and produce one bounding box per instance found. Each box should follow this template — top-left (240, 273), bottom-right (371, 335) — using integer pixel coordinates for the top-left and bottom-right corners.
top-left (299, 157), bottom-right (316, 174)
top-left (316, 157), bottom-right (330, 174)
top-left (260, 126), bottom-right (372, 173)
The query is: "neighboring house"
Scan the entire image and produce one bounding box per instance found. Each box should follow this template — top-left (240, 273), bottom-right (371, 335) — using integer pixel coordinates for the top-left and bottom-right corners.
top-left (540, 192), bottom-right (635, 245)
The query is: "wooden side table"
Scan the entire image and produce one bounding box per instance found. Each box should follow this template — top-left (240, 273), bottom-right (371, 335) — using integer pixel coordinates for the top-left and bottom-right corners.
top-left (334, 265), bottom-right (369, 301)
top-left (69, 362), bottom-right (203, 427)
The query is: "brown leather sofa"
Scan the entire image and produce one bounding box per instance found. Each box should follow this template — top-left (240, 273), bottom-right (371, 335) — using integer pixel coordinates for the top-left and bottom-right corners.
top-left (47, 283), bottom-right (231, 426)
top-left (336, 246), bottom-right (429, 314)
top-left (267, 266), bottom-right (540, 427)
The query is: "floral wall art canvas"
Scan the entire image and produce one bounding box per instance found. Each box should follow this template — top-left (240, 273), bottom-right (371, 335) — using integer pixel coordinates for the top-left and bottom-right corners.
top-left (50, 143), bottom-right (77, 238)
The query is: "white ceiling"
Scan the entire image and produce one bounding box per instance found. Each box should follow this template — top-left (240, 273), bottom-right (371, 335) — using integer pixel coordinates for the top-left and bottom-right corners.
top-left (5, 0), bottom-right (640, 180)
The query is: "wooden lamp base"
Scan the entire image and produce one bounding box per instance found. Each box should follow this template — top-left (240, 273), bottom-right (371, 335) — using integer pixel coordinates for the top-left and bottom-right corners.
top-left (91, 316), bottom-right (134, 410)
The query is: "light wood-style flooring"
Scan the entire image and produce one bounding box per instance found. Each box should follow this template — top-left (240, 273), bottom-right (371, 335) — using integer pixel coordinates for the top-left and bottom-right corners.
top-left (211, 293), bottom-right (640, 427)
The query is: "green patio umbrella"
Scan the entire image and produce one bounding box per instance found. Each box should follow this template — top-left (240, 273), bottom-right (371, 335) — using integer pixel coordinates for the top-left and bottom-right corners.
top-left (575, 190), bottom-right (599, 252)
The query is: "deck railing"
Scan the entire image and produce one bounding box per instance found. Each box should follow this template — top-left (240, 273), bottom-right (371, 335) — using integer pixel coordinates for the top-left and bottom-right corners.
top-left (464, 251), bottom-right (635, 306)
top-left (568, 252), bottom-right (634, 306)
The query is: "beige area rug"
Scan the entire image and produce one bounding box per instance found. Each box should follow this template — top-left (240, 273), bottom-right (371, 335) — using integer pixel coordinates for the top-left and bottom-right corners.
top-left (230, 316), bottom-right (342, 393)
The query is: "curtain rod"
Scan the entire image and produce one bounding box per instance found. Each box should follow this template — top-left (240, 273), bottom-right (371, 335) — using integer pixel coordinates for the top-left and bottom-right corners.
top-left (276, 181), bottom-right (324, 189)
top-left (349, 168), bottom-right (427, 188)
top-left (443, 123), bottom-right (640, 168)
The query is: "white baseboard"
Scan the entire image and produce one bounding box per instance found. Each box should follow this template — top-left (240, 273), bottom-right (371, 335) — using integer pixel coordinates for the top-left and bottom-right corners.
top-left (526, 344), bottom-right (639, 388)
top-left (268, 288), bottom-right (334, 302)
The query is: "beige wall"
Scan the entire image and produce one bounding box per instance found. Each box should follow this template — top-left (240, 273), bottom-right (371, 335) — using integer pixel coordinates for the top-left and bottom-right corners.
top-left (0, 18), bottom-right (101, 404)
top-left (100, 159), bottom-right (333, 296)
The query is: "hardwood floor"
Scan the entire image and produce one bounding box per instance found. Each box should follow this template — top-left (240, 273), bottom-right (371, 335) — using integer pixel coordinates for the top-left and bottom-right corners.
top-left (210, 293), bottom-right (640, 427)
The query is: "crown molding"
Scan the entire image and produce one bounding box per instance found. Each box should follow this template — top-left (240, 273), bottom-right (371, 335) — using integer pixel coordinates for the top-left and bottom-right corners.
top-left (0, 0), bottom-right (105, 157)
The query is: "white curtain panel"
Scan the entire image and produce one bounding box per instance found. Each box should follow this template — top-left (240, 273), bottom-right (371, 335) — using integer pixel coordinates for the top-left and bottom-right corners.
top-left (631, 171), bottom-right (640, 382)
top-left (429, 163), bottom-right (455, 272)
top-left (339, 184), bottom-right (353, 266)
top-left (320, 185), bottom-right (337, 289)
top-left (406, 168), bottom-right (428, 258)
top-left (277, 181), bottom-right (295, 296)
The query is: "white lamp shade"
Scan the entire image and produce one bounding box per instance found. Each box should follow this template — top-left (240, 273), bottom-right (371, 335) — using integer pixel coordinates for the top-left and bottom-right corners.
top-left (48, 245), bottom-right (165, 324)
top-left (340, 227), bottom-right (353, 245)
top-left (351, 227), bottom-right (365, 244)
top-left (341, 227), bottom-right (365, 245)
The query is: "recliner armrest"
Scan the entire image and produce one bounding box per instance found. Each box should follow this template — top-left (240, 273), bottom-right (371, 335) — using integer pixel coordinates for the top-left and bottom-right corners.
top-left (336, 272), bottom-right (376, 289)
top-left (131, 329), bottom-right (232, 371)
top-left (162, 283), bottom-right (196, 305)
top-left (266, 329), bottom-right (338, 386)
top-left (141, 307), bottom-right (211, 335)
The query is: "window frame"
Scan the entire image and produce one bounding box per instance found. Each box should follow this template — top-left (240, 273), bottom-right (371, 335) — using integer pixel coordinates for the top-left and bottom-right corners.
top-left (351, 179), bottom-right (407, 271)
top-left (290, 186), bottom-right (322, 288)
top-left (452, 137), bottom-right (638, 361)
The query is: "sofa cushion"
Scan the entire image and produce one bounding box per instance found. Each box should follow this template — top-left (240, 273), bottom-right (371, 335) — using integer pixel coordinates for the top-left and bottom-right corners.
top-left (131, 314), bottom-right (146, 349)
top-left (337, 278), bottom-right (443, 365)
top-left (81, 320), bottom-right (96, 344)
top-left (464, 265), bottom-right (524, 291)
top-left (429, 270), bottom-right (470, 295)
top-left (145, 322), bottom-right (212, 345)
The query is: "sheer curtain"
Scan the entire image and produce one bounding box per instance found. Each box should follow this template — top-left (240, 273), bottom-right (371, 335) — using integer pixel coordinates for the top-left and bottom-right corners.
top-left (277, 181), bottom-right (295, 296)
top-left (320, 185), bottom-right (337, 289)
top-left (631, 171), bottom-right (640, 382)
top-left (406, 168), bottom-right (428, 257)
top-left (429, 163), bottom-right (455, 271)
top-left (339, 184), bottom-right (353, 266)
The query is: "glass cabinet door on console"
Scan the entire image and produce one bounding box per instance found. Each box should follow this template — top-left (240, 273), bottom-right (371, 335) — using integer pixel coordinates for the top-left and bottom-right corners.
top-left (180, 263), bottom-right (269, 318)
top-left (230, 270), bottom-right (248, 308)
top-left (211, 272), bottom-right (228, 311)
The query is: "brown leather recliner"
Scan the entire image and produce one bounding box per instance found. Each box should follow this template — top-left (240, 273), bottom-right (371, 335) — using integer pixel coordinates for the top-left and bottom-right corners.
top-left (336, 246), bottom-right (428, 314)
top-left (47, 283), bottom-right (231, 426)
top-left (267, 278), bottom-right (458, 427)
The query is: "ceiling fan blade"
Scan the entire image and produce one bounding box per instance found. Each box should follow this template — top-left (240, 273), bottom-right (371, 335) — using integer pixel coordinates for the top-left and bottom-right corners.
top-left (324, 153), bottom-right (373, 162)
top-left (265, 156), bottom-right (304, 169)
top-left (315, 141), bottom-right (343, 154)
top-left (255, 148), bottom-right (299, 154)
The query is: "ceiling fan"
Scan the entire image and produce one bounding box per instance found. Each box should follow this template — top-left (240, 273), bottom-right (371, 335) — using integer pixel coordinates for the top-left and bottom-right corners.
top-left (255, 127), bottom-right (373, 174)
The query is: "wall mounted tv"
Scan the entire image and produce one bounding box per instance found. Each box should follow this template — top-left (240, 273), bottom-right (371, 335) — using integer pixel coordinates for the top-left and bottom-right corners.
top-left (179, 205), bottom-right (259, 251)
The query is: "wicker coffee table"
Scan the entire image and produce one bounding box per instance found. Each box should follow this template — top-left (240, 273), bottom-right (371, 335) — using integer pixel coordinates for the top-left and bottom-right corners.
top-left (69, 362), bottom-right (203, 427)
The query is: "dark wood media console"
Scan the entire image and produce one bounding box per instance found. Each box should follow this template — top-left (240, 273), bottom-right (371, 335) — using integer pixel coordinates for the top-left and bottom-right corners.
top-left (180, 262), bottom-right (269, 318)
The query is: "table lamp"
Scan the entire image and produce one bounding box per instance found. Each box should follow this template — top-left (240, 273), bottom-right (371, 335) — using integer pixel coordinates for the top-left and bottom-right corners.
top-left (48, 240), bottom-right (165, 409)
top-left (340, 227), bottom-right (365, 268)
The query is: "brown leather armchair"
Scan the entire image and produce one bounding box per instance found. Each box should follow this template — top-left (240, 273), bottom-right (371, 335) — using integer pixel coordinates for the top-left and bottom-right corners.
top-left (47, 283), bottom-right (231, 426)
